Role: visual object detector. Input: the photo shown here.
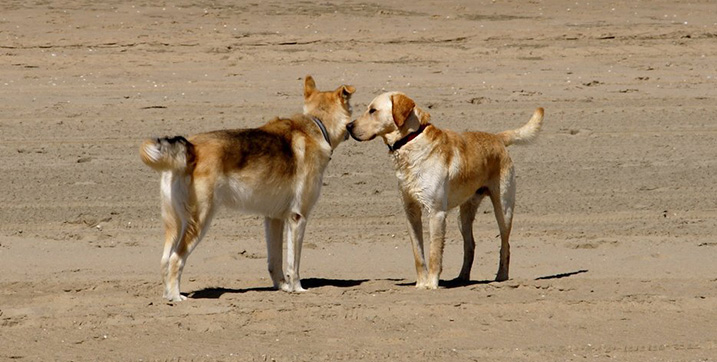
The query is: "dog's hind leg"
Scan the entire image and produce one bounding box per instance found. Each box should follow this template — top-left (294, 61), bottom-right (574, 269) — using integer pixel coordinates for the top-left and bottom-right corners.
top-left (160, 172), bottom-right (188, 300)
top-left (264, 217), bottom-right (285, 289)
top-left (489, 166), bottom-right (516, 282)
top-left (284, 212), bottom-right (307, 292)
top-left (160, 207), bottom-right (183, 300)
top-left (456, 191), bottom-right (485, 282)
top-left (401, 191), bottom-right (428, 288)
top-left (165, 180), bottom-right (216, 302)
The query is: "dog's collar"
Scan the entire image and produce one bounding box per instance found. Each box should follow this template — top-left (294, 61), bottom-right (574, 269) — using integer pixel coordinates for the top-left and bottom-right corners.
top-left (310, 116), bottom-right (332, 147)
top-left (388, 124), bottom-right (430, 152)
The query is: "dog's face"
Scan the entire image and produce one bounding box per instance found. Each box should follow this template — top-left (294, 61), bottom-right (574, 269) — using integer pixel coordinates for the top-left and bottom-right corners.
top-left (303, 75), bottom-right (355, 144)
top-left (348, 92), bottom-right (427, 143)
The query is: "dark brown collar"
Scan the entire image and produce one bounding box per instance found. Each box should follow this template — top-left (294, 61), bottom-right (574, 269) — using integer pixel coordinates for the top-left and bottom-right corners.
top-left (388, 124), bottom-right (430, 152)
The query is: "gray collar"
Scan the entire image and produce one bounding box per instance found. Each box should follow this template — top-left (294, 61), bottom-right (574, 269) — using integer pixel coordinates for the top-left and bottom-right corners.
top-left (310, 116), bottom-right (331, 147)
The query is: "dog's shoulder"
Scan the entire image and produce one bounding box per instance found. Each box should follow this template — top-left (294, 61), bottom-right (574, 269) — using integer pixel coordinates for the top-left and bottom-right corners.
top-left (260, 116), bottom-right (299, 136)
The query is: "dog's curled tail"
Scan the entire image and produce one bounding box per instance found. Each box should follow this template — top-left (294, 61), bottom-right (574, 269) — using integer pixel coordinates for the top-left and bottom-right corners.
top-left (499, 107), bottom-right (544, 146)
top-left (140, 136), bottom-right (195, 172)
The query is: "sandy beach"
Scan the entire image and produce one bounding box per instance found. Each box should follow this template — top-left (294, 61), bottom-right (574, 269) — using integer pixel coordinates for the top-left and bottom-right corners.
top-left (1, 1), bottom-right (716, 360)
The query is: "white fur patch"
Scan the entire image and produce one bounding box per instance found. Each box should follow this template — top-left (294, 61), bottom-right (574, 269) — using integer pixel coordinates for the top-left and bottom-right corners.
top-left (144, 142), bottom-right (162, 163)
top-left (394, 143), bottom-right (448, 212)
top-left (217, 176), bottom-right (293, 218)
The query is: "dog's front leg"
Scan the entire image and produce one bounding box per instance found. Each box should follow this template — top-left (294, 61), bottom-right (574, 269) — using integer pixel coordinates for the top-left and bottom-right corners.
top-left (402, 192), bottom-right (428, 288)
top-left (426, 209), bottom-right (447, 289)
top-left (284, 212), bottom-right (307, 292)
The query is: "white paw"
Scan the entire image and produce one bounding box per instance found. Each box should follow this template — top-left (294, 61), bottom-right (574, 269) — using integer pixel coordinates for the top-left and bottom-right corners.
top-left (423, 276), bottom-right (439, 290)
top-left (279, 282), bottom-right (293, 292)
top-left (166, 294), bottom-right (187, 302)
top-left (280, 282), bottom-right (306, 293)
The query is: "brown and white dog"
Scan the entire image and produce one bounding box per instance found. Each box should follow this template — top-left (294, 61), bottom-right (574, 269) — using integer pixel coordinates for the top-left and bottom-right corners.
top-left (347, 92), bottom-right (543, 289)
top-left (140, 76), bottom-right (355, 301)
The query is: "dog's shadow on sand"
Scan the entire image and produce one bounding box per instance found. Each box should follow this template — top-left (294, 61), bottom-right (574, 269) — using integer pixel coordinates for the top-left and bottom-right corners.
top-left (186, 278), bottom-right (369, 299)
top-left (393, 269), bottom-right (590, 289)
top-left (187, 270), bottom-right (590, 298)
top-left (394, 279), bottom-right (494, 289)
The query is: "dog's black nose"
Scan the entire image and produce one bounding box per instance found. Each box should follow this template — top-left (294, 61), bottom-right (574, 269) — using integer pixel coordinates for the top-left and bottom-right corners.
top-left (346, 122), bottom-right (354, 131)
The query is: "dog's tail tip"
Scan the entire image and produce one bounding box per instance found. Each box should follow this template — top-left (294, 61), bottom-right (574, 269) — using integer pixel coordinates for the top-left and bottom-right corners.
top-left (140, 136), bottom-right (193, 172)
top-left (139, 138), bottom-right (161, 166)
top-left (500, 107), bottom-right (544, 147)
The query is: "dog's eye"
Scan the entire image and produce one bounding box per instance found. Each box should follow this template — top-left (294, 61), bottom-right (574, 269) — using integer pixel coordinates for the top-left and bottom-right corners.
top-left (369, 108), bottom-right (376, 114)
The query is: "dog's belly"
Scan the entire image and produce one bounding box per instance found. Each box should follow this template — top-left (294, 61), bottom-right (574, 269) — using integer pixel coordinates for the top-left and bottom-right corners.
top-left (215, 176), bottom-right (294, 218)
top-left (447, 183), bottom-right (483, 209)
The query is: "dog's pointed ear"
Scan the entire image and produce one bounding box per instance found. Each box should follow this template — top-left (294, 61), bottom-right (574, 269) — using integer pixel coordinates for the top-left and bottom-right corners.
top-left (391, 93), bottom-right (415, 127)
top-left (335, 84), bottom-right (355, 104)
top-left (342, 85), bottom-right (356, 97)
top-left (304, 75), bottom-right (317, 99)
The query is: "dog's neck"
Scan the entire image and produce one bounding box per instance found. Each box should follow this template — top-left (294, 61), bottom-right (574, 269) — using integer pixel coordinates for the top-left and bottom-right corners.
top-left (309, 115), bottom-right (331, 147)
top-left (383, 111), bottom-right (430, 152)
top-left (386, 123), bottom-right (430, 152)
top-left (303, 112), bottom-right (350, 152)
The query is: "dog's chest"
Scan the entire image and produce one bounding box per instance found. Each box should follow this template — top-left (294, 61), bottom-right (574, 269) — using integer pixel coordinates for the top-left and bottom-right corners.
top-left (393, 153), bottom-right (447, 209)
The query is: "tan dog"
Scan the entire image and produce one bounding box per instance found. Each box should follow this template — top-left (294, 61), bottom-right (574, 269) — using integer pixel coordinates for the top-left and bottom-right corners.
top-left (140, 76), bottom-right (355, 301)
top-left (347, 92), bottom-right (543, 288)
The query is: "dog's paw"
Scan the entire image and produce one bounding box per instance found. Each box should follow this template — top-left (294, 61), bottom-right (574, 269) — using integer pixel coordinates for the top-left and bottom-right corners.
top-left (423, 275), bottom-right (440, 290)
top-left (164, 287), bottom-right (187, 302)
top-left (415, 280), bottom-right (438, 290)
top-left (280, 282), bottom-right (306, 293)
top-left (166, 294), bottom-right (187, 302)
top-left (416, 283), bottom-right (439, 290)
top-left (279, 282), bottom-right (293, 292)
top-left (495, 272), bottom-right (509, 282)
top-left (271, 278), bottom-right (286, 290)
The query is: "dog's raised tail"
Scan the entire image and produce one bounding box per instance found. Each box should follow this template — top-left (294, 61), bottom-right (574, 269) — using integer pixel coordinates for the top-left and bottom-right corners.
top-left (499, 107), bottom-right (544, 146)
top-left (140, 136), bottom-right (195, 172)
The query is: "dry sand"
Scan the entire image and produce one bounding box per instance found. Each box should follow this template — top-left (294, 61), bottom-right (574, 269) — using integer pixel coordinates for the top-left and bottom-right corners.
top-left (1, 1), bottom-right (716, 361)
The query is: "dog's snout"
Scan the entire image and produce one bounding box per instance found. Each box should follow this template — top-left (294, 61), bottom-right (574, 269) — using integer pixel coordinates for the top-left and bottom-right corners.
top-left (346, 122), bottom-right (355, 131)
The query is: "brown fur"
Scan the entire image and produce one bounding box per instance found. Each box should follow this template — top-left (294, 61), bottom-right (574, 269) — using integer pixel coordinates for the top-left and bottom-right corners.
top-left (140, 76), bottom-right (355, 301)
top-left (348, 91), bottom-right (543, 288)
top-left (391, 93), bottom-right (416, 127)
